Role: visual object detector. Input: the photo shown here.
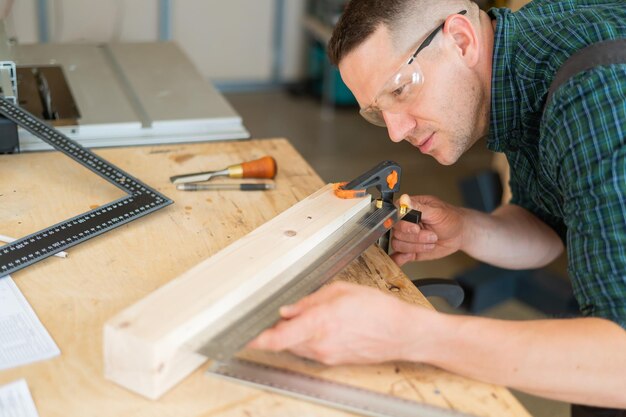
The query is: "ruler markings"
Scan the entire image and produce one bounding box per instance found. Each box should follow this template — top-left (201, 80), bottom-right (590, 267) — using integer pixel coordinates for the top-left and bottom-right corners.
top-left (0, 97), bottom-right (172, 277)
top-left (0, 98), bottom-right (157, 195)
top-left (208, 359), bottom-right (477, 417)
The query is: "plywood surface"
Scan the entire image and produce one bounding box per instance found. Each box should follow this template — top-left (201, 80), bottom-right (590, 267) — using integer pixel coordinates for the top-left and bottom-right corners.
top-left (0, 139), bottom-right (530, 417)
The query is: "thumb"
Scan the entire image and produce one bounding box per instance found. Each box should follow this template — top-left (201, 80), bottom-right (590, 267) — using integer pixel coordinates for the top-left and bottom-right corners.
top-left (402, 194), bottom-right (445, 224)
top-left (390, 251), bottom-right (416, 266)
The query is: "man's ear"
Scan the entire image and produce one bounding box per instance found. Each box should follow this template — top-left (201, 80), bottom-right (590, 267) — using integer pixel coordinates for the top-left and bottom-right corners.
top-left (443, 13), bottom-right (480, 67)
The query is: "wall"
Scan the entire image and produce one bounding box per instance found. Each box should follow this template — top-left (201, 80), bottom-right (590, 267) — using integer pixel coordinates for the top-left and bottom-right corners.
top-left (0, 0), bottom-right (307, 86)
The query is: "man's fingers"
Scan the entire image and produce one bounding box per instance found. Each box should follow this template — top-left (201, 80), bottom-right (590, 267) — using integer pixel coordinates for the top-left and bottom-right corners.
top-left (398, 194), bottom-right (412, 208)
top-left (279, 283), bottom-right (343, 318)
top-left (391, 238), bottom-right (436, 254)
top-left (248, 317), bottom-right (314, 351)
top-left (403, 194), bottom-right (445, 224)
top-left (283, 282), bottom-right (354, 318)
top-left (392, 229), bottom-right (437, 244)
top-left (390, 251), bottom-right (415, 266)
top-left (391, 250), bottom-right (443, 265)
top-left (393, 219), bottom-right (421, 234)
top-left (250, 283), bottom-right (358, 352)
top-left (287, 345), bottom-right (316, 361)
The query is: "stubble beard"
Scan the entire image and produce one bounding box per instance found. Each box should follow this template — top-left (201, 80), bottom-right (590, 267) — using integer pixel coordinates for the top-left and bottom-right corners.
top-left (440, 79), bottom-right (487, 165)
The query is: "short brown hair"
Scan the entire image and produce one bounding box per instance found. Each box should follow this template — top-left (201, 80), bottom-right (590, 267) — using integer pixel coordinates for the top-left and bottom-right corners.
top-left (327, 0), bottom-right (476, 66)
top-left (327, 0), bottom-right (409, 66)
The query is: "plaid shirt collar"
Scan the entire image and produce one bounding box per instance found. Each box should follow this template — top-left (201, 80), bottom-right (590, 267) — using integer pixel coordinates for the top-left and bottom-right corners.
top-left (487, 8), bottom-right (521, 153)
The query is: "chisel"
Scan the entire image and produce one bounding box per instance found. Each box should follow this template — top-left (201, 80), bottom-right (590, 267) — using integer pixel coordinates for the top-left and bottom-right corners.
top-left (170, 156), bottom-right (277, 184)
top-left (176, 183), bottom-right (275, 191)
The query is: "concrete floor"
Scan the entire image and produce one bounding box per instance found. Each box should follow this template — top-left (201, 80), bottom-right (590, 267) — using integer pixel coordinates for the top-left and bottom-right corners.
top-left (225, 90), bottom-right (571, 417)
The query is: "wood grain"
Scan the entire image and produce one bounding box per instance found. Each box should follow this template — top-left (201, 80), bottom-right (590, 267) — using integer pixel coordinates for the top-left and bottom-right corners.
top-left (104, 184), bottom-right (371, 399)
top-left (0, 139), bottom-right (530, 417)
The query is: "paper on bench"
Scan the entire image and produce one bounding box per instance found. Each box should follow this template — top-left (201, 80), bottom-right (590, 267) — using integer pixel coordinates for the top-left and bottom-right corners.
top-left (0, 379), bottom-right (40, 417)
top-left (0, 275), bottom-right (60, 371)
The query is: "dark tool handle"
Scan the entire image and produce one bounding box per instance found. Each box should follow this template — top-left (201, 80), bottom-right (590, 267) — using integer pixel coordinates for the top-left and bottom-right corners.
top-left (240, 183), bottom-right (273, 191)
top-left (403, 209), bottom-right (421, 224)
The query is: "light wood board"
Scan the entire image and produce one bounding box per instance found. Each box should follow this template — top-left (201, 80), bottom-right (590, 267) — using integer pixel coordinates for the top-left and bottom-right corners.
top-left (104, 183), bottom-right (371, 399)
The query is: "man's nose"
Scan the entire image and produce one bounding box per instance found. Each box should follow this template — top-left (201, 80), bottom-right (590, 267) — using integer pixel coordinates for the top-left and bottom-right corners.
top-left (383, 112), bottom-right (416, 143)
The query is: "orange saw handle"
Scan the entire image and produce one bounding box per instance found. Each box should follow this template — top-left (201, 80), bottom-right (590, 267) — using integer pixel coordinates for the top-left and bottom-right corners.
top-left (228, 156), bottom-right (277, 179)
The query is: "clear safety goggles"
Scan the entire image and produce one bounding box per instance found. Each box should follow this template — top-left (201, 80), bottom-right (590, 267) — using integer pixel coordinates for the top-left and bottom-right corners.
top-left (359, 10), bottom-right (467, 127)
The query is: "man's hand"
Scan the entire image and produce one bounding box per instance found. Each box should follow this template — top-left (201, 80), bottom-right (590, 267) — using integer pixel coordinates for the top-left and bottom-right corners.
top-left (248, 281), bottom-right (437, 365)
top-left (391, 194), bottom-right (466, 266)
top-left (392, 195), bottom-right (563, 269)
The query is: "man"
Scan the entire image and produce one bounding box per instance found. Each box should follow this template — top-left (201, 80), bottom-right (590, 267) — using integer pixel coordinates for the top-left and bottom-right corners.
top-left (250, 0), bottom-right (626, 411)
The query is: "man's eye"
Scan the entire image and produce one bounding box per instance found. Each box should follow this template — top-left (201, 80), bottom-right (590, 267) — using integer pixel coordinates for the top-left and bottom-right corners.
top-left (391, 84), bottom-right (410, 99)
top-left (391, 85), bottom-right (405, 97)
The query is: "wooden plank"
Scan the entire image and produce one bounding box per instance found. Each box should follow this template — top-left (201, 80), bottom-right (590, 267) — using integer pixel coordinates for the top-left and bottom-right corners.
top-left (103, 183), bottom-right (371, 399)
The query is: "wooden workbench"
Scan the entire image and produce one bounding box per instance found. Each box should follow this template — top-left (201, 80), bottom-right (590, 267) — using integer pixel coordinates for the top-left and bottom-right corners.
top-left (0, 139), bottom-right (530, 417)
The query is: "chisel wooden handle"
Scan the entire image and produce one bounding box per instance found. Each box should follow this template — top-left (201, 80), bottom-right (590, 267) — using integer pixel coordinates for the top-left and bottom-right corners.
top-left (228, 156), bottom-right (277, 179)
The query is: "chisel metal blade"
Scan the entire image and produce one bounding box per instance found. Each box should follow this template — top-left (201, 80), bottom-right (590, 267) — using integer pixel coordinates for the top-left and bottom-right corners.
top-left (170, 168), bottom-right (228, 184)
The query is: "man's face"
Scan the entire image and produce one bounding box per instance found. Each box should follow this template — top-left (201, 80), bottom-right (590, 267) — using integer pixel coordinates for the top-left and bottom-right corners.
top-left (339, 25), bottom-right (484, 165)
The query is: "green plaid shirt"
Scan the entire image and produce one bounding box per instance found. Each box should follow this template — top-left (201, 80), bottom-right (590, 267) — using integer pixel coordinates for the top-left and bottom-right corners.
top-left (488, 0), bottom-right (626, 327)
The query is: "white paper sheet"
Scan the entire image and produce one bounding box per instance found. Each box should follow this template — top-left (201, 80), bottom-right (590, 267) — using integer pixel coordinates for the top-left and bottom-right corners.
top-left (0, 275), bottom-right (60, 371)
top-left (0, 379), bottom-right (40, 417)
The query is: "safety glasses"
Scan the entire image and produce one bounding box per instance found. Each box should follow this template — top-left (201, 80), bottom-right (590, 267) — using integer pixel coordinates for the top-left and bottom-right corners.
top-left (359, 10), bottom-right (467, 127)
